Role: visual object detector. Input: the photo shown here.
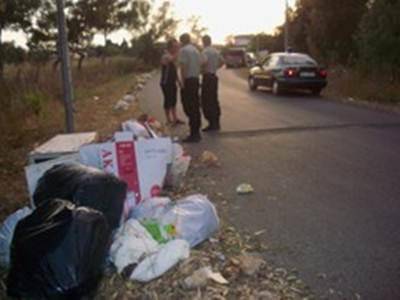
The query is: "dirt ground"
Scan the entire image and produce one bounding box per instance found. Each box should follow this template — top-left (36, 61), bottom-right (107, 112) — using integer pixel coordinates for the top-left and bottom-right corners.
top-left (0, 72), bottom-right (143, 220)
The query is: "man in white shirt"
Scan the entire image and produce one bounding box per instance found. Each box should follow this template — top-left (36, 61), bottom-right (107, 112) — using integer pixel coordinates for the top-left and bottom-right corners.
top-left (201, 35), bottom-right (224, 131)
top-left (178, 33), bottom-right (203, 143)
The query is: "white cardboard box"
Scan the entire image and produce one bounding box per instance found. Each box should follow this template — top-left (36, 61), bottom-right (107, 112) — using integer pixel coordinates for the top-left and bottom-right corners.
top-left (28, 132), bottom-right (98, 164)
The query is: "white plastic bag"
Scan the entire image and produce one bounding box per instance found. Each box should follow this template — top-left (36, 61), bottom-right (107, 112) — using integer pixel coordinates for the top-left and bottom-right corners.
top-left (133, 194), bottom-right (219, 247)
top-left (109, 219), bottom-right (159, 273)
top-left (121, 120), bottom-right (150, 139)
top-left (166, 144), bottom-right (191, 188)
top-left (130, 197), bottom-right (171, 220)
top-left (131, 239), bottom-right (190, 282)
top-left (0, 207), bottom-right (32, 268)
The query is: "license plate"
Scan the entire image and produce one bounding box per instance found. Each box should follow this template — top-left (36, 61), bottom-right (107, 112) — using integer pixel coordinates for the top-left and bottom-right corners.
top-left (300, 72), bottom-right (315, 77)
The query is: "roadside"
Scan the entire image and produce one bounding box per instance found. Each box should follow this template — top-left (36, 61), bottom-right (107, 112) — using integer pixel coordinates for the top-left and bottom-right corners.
top-left (138, 69), bottom-right (400, 299)
top-left (0, 68), bottom-right (313, 299)
top-left (234, 67), bottom-right (400, 114)
top-left (0, 67), bottom-right (144, 220)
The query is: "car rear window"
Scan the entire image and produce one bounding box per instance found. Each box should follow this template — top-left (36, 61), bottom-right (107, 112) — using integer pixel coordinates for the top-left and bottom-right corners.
top-left (280, 55), bottom-right (316, 66)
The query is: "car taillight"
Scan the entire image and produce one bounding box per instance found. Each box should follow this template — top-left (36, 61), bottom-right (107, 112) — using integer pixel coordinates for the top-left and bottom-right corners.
top-left (319, 69), bottom-right (328, 78)
top-left (284, 68), bottom-right (297, 77)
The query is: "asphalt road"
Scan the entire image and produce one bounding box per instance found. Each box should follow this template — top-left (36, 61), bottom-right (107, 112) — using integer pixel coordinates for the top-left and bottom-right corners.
top-left (140, 69), bottom-right (400, 299)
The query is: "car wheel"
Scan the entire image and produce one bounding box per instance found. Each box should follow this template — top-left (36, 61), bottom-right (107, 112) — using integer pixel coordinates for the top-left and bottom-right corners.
top-left (311, 88), bottom-right (322, 96)
top-left (272, 80), bottom-right (281, 95)
top-left (248, 76), bottom-right (258, 91)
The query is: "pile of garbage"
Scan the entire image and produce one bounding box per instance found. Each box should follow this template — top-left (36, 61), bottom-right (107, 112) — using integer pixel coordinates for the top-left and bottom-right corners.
top-left (0, 117), bottom-right (220, 299)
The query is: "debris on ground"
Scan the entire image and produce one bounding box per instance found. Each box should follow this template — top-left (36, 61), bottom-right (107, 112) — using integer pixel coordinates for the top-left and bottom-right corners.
top-left (234, 253), bottom-right (267, 276)
top-left (132, 194), bottom-right (219, 248)
top-left (0, 108), bottom-right (314, 299)
top-left (236, 183), bottom-right (255, 195)
top-left (113, 99), bottom-right (130, 111)
top-left (183, 266), bottom-right (228, 289)
top-left (7, 199), bottom-right (110, 299)
top-left (0, 207), bottom-right (32, 269)
top-left (200, 150), bottom-right (220, 167)
top-left (122, 93), bottom-right (136, 104)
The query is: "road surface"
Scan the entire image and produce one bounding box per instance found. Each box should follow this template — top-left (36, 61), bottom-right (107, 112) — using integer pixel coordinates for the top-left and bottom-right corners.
top-left (140, 69), bottom-right (400, 299)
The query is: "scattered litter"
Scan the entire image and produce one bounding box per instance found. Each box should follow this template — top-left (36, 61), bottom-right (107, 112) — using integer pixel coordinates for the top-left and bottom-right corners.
top-left (133, 194), bottom-right (219, 247)
top-left (200, 150), bottom-right (220, 167)
top-left (0, 207), bottom-right (32, 269)
top-left (255, 290), bottom-right (280, 300)
top-left (136, 83), bottom-right (144, 91)
top-left (236, 183), bottom-right (254, 195)
top-left (93, 96), bottom-right (100, 101)
top-left (165, 143), bottom-right (191, 188)
top-left (7, 199), bottom-right (110, 299)
top-left (209, 237), bottom-right (219, 244)
top-left (110, 219), bottom-right (189, 282)
top-left (109, 219), bottom-right (159, 273)
top-left (121, 119), bottom-right (150, 138)
top-left (122, 94), bottom-right (136, 104)
top-left (8, 114), bottom-right (312, 299)
top-left (236, 254), bottom-right (266, 276)
top-left (113, 99), bottom-right (130, 111)
top-left (33, 163), bottom-right (127, 230)
top-left (254, 229), bottom-right (267, 236)
top-left (130, 239), bottom-right (190, 282)
top-left (183, 266), bottom-right (228, 289)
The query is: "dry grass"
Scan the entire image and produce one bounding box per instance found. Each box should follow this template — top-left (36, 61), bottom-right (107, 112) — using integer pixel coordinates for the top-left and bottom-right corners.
top-left (324, 66), bottom-right (400, 104)
top-left (0, 57), bottom-right (151, 220)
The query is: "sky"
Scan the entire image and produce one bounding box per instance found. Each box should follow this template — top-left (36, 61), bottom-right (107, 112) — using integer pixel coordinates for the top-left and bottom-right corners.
top-left (4, 0), bottom-right (295, 47)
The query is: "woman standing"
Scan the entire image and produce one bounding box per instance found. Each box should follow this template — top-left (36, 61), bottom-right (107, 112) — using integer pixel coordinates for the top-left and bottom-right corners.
top-left (160, 38), bottom-right (184, 125)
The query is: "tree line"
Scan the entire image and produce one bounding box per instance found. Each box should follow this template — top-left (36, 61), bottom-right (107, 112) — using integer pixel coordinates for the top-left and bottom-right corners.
top-left (248, 0), bottom-right (399, 80)
top-left (0, 0), bottom-right (182, 79)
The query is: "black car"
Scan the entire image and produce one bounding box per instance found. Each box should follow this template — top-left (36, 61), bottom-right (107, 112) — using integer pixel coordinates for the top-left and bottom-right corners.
top-left (248, 52), bottom-right (327, 95)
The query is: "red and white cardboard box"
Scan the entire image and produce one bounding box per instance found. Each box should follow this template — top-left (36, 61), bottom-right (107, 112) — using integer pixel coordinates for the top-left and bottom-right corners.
top-left (80, 133), bottom-right (173, 208)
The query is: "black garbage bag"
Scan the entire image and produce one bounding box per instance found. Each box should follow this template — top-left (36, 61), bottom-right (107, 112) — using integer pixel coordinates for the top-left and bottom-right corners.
top-left (7, 199), bottom-right (110, 299)
top-left (33, 163), bottom-right (127, 230)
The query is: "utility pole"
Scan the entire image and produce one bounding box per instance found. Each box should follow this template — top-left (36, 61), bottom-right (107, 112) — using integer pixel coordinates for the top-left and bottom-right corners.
top-left (284, 0), bottom-right (289, 51)
top-left (56, 0), bottom-right (74, 133)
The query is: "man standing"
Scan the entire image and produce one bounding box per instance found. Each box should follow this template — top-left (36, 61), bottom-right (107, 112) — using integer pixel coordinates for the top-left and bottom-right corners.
top-left (201, 35), bottom-right (224, 131)
top-left (178, 33), bottom-right (202, 143)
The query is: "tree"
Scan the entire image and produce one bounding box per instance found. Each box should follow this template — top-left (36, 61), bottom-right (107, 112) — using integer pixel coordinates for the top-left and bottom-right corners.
top-left (130, 1), bottom-right (179, 64)
top-left (287, 0), bottom-right (368, 64)
top-left (29, 0), bottom-right (130, 69)
top-left (186, 16), bottom-right (207, 46)
top-left (89, 0), bottom-right (131, 44)
top-left (0, 0), bottom-right (43, 79)
top-left (248, 33), bottom-right (282, 54)
top-left (357, 0), bottom-right (400, 80)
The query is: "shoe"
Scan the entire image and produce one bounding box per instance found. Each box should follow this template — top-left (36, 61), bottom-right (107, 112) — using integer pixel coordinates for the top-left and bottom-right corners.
top-left (182, 135), bottom-right (201, 143)
top-left (202, 125), bottom-right (220, 132)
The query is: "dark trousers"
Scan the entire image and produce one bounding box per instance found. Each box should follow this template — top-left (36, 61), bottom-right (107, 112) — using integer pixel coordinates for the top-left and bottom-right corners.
top-left (181, 78), bottom-right (201, 137)
top-left (201, 74), bottom-right (220, 127)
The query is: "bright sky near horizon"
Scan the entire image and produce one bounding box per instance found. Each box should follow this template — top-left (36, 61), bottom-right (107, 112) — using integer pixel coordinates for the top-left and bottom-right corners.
top-left (4, 0), bottom-right (295, 47)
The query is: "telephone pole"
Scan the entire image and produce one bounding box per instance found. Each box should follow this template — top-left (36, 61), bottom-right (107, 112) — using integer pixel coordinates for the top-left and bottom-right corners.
top-left (284, 0), bottom-right (289, 51)
top-left (56, 0), bottom-right (75, 133)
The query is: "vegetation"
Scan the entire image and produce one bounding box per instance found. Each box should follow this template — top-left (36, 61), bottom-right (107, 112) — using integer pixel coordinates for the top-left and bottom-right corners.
top-left (247, 0), bottom-right (400, 103)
